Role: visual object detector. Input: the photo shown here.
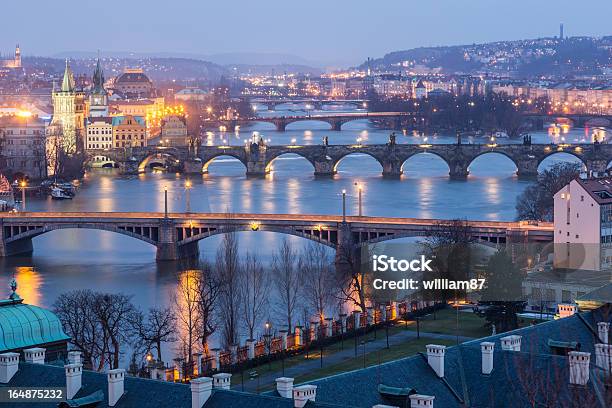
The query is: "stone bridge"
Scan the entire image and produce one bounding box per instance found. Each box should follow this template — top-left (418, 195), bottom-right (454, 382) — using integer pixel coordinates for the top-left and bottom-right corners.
top-left (89, 138), bottom-right (612, 179)
top-left (251, 98), bottom-right (368, 111)
top-left (206, 112), bottom-right (409, 131)
top-left (0, 212), bottom-right (553, 261)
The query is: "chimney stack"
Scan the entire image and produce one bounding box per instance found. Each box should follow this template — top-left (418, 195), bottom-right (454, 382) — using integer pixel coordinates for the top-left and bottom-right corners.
top-left (480, 342), bottom-right (494, 375)
top-left (23, 348), bottom-right (46, 364)
top-left (558, 304), bottom-right (577, 318)
top-left (568, 351), bottom-right (590, 386)
top-left (426, 345), bottom-right (446, 377)
top-left (0, 352), bottom-right (19, 383)
top-left (212, 373), bottom-right (231, 390)
top-left (68, 351), bottom-right (82, 365)
top-left (107, 368), bottom-right (125, 406)
top-left (597, 322), bottom-right (609, 344)
top-left (276, 377), bottom-right (294, 398)
top-left (500, 335), bottom-right (522, 351)
top-left (595, 344), bottom-right (612, 372)
top-left (190, 377), bottom-right (213, 408)
top-left (409, 394), bottom-right (435, 407)
top-left (65, 363), bottom-right (82, 399)
top-left (293, 384), bottom-right (317, 408)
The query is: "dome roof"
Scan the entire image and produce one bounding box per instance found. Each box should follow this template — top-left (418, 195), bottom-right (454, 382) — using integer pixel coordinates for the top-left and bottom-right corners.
top-left (116, 72), bottom-right (152, 84)
top-left (0, 300), bottom-right (70, 352)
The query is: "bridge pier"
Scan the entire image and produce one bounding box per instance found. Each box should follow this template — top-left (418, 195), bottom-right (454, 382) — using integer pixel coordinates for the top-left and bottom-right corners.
top-left (0, 237), bottom-right (33, 257)
top-left (334, 222), bottom-right (360, 277)
top-left (117, 160), bottom-right (140, 175)
top-left (516, 160), bottom-right (539, 179)
top-left (314, 160), bottom-right (335, 177)
top-left (448, 161), bottom-right (469, 180)
top-left (274, 121), bottom-right (287, 132)
top-left (331, 120), bottom-right (343, 131)
top-left (183, 159), bottom-right (203, 174)
top-left (382, 159), bottom-right (402, 178)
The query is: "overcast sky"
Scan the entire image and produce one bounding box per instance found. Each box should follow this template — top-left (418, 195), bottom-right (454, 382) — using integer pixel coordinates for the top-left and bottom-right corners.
top-left (1, 0), bottom-right (611, 67)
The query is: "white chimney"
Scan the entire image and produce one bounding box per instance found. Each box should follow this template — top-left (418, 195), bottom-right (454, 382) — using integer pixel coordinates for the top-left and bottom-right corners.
top-left (480, 342), bottom-right (494, 375)
top-left (190, 377), bottom-right (213, 408)
top-left (568, 351), bottom-right (590, 386)
top-left (293, 384), bottom-right (317, 408)
top-left (276, 377), bottom-right (294, 398)
top-left (212, 372), bottom-right (231, 390)
top-left (409, 394), bottom-right (435, 407)
top-left (597, 322), bottom-right (609, 344)
top-left (65, 363), bottom-right (82, 399)
top-left (426, 345), bottom-right (446, 377)
top-left (23, 348), bottom-right (46, 364)
top-left (68, 351), bottom-right (82, 365)
top-left (595, 344), bottom-right (612, 372)
top-left (500, 335), bottom-right (522, 351)
top-left (107, 368), bottom-right (125, 407)
top-left (373, 405), bottom-right (399, 408)
top-left (558, 304), bottom-right (577, 318)
top-left (0, 352), bottom-right (19, 383)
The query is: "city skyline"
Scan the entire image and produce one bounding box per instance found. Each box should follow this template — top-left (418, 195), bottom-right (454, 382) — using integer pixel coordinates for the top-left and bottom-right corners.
top-left (1, 0), bottom-right (611, 67)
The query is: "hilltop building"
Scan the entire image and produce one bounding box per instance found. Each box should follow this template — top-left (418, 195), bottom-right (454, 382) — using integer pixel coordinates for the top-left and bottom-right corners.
top-left (0, 45), bottom-right (21, 69)
top-left (113, 68), bottom-right (154, 98)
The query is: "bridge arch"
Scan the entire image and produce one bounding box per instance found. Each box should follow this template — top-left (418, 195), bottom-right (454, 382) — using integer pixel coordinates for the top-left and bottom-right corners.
top-left (537, 150), bottom-right (587, 171)
top-left (467, 151), bottom-right (519, 175)
top-left (285, 119), bottom-right (334, 131)
top-left (241, 120), bottom-right (277, 130)
top-left (400, 152), bottom-right (451, 175)
top-left (333, 151), bottom-right (384, 173)
top-left (138, 152), bottom-right (181, 173)
top-left (202, 153), bottom-right (248, 173)
top-left (5, 224), bottom-right (159, 247)
top-left (264, 151), bottom-right (316, 173)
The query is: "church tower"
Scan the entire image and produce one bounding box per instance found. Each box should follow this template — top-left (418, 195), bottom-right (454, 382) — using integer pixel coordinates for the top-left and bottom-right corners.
top-left (89, 57), bottom-right (108, 117)
top-left (50, 60), bottom-right (86, 153)
top-left (14, 45), bottom-right (21, 68)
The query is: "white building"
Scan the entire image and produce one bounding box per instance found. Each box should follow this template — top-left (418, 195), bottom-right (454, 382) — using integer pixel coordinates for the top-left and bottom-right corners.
top-left (85, 117), bottom-right (113, 150)
top-left (553, 177), bottom-right (612, 271)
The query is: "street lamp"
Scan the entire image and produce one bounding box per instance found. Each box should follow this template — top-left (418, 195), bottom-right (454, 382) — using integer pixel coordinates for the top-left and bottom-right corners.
top-left (341, 189), bottom-right (346, 223)
top-left (19, 180), bottom-right (26, 212)
top-left (354, 183), bottom-right (362, 217)
top-left (185, 180), bottom-right (192, 213)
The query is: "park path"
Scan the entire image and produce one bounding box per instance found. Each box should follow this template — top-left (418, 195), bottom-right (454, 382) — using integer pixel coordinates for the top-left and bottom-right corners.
top-left (234, 329), bottom-right (474, 392)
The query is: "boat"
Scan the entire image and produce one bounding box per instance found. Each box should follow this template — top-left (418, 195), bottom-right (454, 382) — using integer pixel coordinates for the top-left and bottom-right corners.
top-left (50, 187), bottom-right (72, 200)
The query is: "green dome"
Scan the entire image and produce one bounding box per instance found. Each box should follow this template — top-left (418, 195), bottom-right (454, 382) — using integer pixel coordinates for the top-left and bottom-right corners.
top-left (0, 300), bottom-right (70, 352)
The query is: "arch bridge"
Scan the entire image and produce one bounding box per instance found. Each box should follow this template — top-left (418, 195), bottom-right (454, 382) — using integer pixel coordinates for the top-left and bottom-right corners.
top-left (0, 212), bottom-right (552, 262)
top-left (89, 139), bottom-right (612, 179)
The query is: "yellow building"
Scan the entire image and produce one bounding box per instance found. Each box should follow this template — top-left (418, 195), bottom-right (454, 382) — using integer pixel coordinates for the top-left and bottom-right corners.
top-left (160, 115), bottom-right (189, 146)
top-left (112, 115), bottom-right (147, 148)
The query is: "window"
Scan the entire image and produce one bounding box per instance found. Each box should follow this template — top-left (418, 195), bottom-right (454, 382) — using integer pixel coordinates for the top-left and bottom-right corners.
top-left (581, 195), bottom-right (584, 201)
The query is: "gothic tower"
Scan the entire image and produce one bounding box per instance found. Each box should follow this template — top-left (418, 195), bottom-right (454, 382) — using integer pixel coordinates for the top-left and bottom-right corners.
top-left (89, 56), bottom-right (108, 117)
top-left (50, 60), bottom-right (86, 153)
top-left (14, 45), bottom-right (21, 68)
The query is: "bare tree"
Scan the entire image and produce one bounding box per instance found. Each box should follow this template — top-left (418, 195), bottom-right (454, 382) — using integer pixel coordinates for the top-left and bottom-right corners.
top-left (174, 270), bottom-right (201, 364)
top-left (217, 231), bottom-right (242, 349)
top-left (272, 238), bottom-right (301, 332)
top-left (334, 244), bottom-right (367, 313)
top-left (93, 293), bottom-right (136, 370)
top-left (53, 290), bottom-right (103, 370)
top-left (300, 243), bottom-right (335, 323)
top-left (240, 251), bottom-right (269, 340)
top-left (193, 263), bottom-right (223, 355)
top-left (130, 307), bottom-right (177, 363)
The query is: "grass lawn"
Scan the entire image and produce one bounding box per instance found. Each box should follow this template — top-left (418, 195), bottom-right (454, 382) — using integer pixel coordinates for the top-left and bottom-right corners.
top-left (402, 308), bottom-right (491, 338)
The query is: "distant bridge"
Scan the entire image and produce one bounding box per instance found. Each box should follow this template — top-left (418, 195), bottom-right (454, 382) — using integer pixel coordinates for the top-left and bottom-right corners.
top-left (205, 112), bottom-right (409, 131)
top-left (0, 212), bottom-right (553, 261)
top-left (89, 139), bottom-right (612, 179)
top-left (249, 98), bottom-right (368, 111)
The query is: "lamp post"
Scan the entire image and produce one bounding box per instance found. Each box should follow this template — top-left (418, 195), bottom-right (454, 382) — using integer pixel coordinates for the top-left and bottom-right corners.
top-left (185, 180), bottom-right (192, 213)
top-left (19, 181), bottom-right (26, 212)
top-left (341, 189), bottom-right (346, 223)
top-left (164, 187), bottom-right (168, 218)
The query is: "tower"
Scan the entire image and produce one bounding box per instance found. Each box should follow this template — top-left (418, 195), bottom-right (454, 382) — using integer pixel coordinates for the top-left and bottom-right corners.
top-left (14, 44), bottom-right (21, 68)
top-left (89, 56), bottom-right (108, 117)
top-left (560, 23), bottom-right (564, 40)
top-left (50, 60), bottom-right (86, 153)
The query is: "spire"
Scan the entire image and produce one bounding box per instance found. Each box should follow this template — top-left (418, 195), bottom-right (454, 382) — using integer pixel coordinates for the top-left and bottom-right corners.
top-left (61, 59), bottom-right (75, 92)
top-left (92, 53), bottom-right (105, 94)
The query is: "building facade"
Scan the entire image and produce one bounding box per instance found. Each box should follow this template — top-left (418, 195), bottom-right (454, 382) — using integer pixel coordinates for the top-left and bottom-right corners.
top-left (0, 114), bottom-right (47, 180)
top-left (112, 115), bottom-right (147, 148)
top-left (50, 60), bottom-right (86, 153)
top-left (85, 117), bottom-right (113, 150)
top-left (0, 45), bottom-right (21, 69)
top-left (113, 68), bottom-right (154, 97)
top-left (160, 114), bottom-right (188, 146)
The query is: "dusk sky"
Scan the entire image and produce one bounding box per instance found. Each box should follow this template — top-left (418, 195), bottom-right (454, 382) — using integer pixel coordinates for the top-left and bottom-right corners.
top-left (1, 0), bottom-right (611, 67)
